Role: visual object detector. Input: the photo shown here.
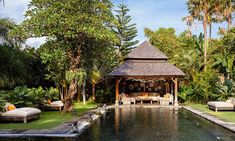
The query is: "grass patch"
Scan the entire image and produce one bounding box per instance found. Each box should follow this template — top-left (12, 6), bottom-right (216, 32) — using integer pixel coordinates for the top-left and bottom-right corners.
top-left (0, 100), bottom-right (98, 129)
top-left (186, 102), bottom-right (235, 123)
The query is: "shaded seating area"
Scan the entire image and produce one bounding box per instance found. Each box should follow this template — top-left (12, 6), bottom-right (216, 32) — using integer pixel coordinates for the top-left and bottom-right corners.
top-left (120, 93), bottom-right (173, 105)
top-left (109, 41), bottom-right (185, 106)
top-left (43, 100), bottom-right (64, 111)
top-left (207, 98), bottom-right (235, 112)
top-left (0, 103), bottom-right (41, 123)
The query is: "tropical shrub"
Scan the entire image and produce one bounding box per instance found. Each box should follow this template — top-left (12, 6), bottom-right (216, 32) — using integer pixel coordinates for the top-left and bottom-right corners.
top-left (0, 86), bottom-right (59, 108)
top-left (214, 79), bottom-right (235, 101)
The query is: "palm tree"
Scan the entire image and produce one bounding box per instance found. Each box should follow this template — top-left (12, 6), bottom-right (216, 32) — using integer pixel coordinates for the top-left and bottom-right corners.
top-left (0, 18), bottom-right (23, 46)
top-left (87, 64), bottom-right (111, 101)
top-left (0, 0), bottom-right (4, 7)
top-left (182, 15), bottom-right (194, 36)
top-left (187, 0), bottom-right (221, 71)
top-left (222, 0), bottom-right (234, 29)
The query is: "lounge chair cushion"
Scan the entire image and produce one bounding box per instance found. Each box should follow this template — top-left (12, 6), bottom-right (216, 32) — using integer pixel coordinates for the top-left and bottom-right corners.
top-left (47, 100), bottom-right (52, 104)
top-left (45, 101), bottom-right (64, 107)
top-left (1, 108), bottom-right (41, 117)
top-left (7, 104), bottom-right (16, 111)
top-left (207, 101), bottom-right (234, 108)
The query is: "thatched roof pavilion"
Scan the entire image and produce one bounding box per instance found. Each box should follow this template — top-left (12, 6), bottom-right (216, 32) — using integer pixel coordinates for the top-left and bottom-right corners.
top-left (109, 41), bottom-right (184, 106)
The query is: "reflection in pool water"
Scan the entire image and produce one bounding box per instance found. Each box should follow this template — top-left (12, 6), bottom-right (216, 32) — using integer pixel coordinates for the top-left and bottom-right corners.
top-left (1, 107), bottom-right (235, 141)
top-left (78, 107), bottom-right (235, 141)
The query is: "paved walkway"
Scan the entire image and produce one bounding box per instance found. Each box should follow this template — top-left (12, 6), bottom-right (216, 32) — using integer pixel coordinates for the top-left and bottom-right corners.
top-left (183, 106), bottom-right (235, 133)
top-left (0, 108), bottom-right (103, 137)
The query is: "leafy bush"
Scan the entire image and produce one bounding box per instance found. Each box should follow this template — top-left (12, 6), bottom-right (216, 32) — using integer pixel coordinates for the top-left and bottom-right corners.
top-left (0, 86), bottom-right (59, 108)
top-left (214, 79), bottom-right (235, 101)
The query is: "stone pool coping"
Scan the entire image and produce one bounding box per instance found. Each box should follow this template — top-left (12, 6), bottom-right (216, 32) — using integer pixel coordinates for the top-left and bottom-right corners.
top-left (1, 105), bottom-right (235, 137)
top-left (183, 106), bottom-right (235, 133)
top-left (0, 107), bottom-right (106, 138)
top-left (108, 104), bottom-right (182, 108)
top-left (0, 104), bottom-right (180, 137)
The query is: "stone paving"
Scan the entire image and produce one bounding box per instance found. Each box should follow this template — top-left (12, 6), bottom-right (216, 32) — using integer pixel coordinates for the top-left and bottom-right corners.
top-left (183, 106), bottom-right (235, 133)
top-left (0, 107), bottom-right (105, 137)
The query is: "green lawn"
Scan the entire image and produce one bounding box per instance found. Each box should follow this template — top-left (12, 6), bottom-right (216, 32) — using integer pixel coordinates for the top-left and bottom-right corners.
top-left (186, 102), bottom-right (235, 123)
top-left (0, 101), bottom-right (98, 129)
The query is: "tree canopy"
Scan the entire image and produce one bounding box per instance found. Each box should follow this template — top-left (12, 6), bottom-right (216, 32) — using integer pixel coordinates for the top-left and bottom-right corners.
top-left (113, 4), bottom-right (138, 62)
top-left (15, 0), bottom-right (118, 112)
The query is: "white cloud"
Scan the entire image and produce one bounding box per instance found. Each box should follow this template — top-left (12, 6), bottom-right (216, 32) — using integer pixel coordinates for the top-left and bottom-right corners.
top-left (0, 0), bottom-right (47, 48)
top-left (26, 37), bottom-right (46, 48)
top-left (0, 0), bottom-right (30, 23)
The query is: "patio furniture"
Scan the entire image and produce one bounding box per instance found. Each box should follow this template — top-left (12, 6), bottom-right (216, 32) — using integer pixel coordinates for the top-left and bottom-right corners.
top-left (136, 96), bottom-right (153, 104)
top-left (43, 100), bottom-right (64, 111)
top-left (0, 104), bottom-right (41, 123)
top-left (159, 94), bottom-right (173, 105)
top-left (122, 97), bottom-right (131, 105)
top-left (159, 98), bottom-right (170, 105)
top-left (207, 98), bottom-right (235, 112)
top-left (149, 96), bottom-right (160, 104)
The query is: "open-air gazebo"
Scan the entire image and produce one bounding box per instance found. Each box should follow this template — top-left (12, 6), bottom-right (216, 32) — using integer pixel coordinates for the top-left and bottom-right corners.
top-left (109, 41), bottom-right (185, 106)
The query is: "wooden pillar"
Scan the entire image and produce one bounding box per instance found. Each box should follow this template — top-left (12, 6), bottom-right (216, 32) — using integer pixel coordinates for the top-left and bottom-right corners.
top-left (115, 78), bottom-right (119, 106)
top-left (171, 81), bottom-right (174, 95)
top-left (174, 78), bottom-right (178, 106)
top-left (166, 82), bottom-right (169, 94)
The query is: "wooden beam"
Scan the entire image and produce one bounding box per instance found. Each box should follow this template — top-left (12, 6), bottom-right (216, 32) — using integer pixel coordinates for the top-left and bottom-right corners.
top-left (115, 78), bottom-right (119, 106)
top-left (174, 78), bottom-right (178, 106)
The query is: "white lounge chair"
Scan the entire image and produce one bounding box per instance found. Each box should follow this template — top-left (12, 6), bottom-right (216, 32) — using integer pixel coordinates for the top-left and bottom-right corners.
top-left (0, 106), bottom-right (41, 123)
top-left (43, 100), bottom-right (64, 111)
top-left (207, 98), bottom-right (235, 112)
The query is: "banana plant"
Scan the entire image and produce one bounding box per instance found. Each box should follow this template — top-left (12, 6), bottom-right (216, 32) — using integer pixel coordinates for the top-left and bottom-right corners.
top-left (212, 53), bottom-right (235, 79)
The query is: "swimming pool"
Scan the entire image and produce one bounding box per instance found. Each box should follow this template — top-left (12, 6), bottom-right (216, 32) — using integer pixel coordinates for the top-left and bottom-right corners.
top-left (78, 107), bottom-right (235, 141)
top-left (1, 107), bottom-right (235, 141)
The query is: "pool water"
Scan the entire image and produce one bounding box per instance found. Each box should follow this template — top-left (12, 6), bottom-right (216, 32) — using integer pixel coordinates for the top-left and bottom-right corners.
top-left (1, 107), bottom-right (235, 141)
top-left (78, 107), bottom-right (235, 141)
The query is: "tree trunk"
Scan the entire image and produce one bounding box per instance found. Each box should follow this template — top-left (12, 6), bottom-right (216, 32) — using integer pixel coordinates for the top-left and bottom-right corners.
top-left (63, 79), bottom-right (77, 112)
top-left (228, 16), bottom-right (232, 30)
top-left (77, 84), bottom-right (82, 102)
top-left (92, 83), bottom-right (95, 101)
top-left (209, 23), bottom-right (212, 39)
top-left (63, 99), bottom-right (73, 112)
top-left (59, 85), bottom-right (64, 101)
top-left (203, 18), bottom-right (208, 71)
top-left (82, 79), bottom-right (86, 105)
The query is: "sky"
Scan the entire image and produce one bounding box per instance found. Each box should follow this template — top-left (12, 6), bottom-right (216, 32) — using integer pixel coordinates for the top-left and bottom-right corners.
top-left (0, 0), bottom-right (227, 47)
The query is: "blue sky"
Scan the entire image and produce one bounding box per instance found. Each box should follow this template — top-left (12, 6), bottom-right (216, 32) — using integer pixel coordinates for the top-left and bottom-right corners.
top-left (0, 0), bottom-right (227, 47)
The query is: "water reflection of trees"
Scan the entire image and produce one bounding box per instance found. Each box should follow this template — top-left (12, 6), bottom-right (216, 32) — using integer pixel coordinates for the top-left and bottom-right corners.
top-left (113, 107), bottom-right (179, 140)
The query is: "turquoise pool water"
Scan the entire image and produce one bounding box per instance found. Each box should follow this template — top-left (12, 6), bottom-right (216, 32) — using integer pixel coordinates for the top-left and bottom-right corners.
top-left (78, 107), bottom-right (235, 141)
top-left (1, 107), bottom-right (235, 141)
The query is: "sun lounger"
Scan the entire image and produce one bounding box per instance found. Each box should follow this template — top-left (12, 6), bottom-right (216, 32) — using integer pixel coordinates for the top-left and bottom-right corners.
top-left (207, 99), bottom-right (235, 112)
top-left (0, 107), bottom-right (41, 123)
top-left (43, 100), bottom-right (64, 111)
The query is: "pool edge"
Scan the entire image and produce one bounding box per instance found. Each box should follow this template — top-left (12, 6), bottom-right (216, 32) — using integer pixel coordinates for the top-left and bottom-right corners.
top-left (183, 106), bottom-right (235, 133)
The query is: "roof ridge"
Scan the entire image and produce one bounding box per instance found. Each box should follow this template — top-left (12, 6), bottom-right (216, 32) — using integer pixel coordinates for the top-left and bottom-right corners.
top-left (125, 41), bottom-right (168, 60)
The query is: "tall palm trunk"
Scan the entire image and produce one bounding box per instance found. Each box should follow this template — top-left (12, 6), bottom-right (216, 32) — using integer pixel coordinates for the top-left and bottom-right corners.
top-left (92, 83), bottom-right (95, 101)
top-left (228, 16), bottom-right (232, 30)
top-left (77, 85), bottom-right (81, 101)
top-left (82, 78), bottom-right (86, 105)
top-left (209, 23), bottom-right (212, 39)
top-left (203, 18), bottom-right (208, 71)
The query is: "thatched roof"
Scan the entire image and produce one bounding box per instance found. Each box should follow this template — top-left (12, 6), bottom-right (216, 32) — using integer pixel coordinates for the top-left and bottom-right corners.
top-left (109, 41), bottom-right (184, 77)
top-left (125, 41), bottom-right (168, 60)
top-left (109, 60), bottom-right (184, 77)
